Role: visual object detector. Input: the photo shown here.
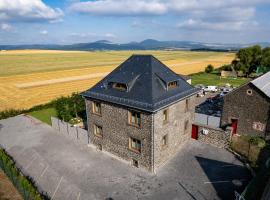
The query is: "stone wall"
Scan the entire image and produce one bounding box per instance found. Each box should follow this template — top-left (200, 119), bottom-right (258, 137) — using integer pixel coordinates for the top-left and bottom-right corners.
top-left (221, 83), bottom-right (270, 138)
top-left (86, 99), bottom-right (153, 172)
top-left (153, 95), bottom-right (196, 169)
top-left (51, 117), bottom-right (89, 145)
top-left (196, 124), bottom-right (231, 148)
top-left (86, 94), bottom-right (197, 172)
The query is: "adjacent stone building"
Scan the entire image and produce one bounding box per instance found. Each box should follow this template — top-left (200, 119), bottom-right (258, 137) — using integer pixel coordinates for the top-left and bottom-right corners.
top-left (82, 55), bottom-right (198, 172)
top-left (221, 72), bottom-right (270, 139)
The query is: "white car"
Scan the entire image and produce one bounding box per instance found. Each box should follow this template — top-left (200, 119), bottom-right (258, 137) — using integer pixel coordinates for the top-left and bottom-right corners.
top-left (204, 86), bottom-right (218, 93)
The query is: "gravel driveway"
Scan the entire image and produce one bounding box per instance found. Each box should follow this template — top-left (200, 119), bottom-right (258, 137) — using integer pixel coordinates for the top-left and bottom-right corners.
top-left (0, 115), bottom-right (251, 200)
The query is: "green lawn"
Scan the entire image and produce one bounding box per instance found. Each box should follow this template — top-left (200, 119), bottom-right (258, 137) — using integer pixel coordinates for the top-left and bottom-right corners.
top-left (191, 72), bottom-right (250, 87)
top-left (28, 107), bottom-right (57, 125)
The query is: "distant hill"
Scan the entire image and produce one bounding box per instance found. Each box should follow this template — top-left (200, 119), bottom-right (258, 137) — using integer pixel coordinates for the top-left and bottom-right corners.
top-left (0, 39), bottom-right (269, 51)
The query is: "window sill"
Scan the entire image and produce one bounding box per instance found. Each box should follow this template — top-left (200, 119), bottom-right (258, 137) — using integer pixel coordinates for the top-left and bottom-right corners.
top-left (161, 145), bottom-right (168, 150)
top-left (163, 121), bottom-right (168, 125)
top-left (92, 112), bottom-right (102, 117)
top-left (128, 148), bottom-right (141, 154)
top-left (94, 134), bottom-right (103, 138)
top-left (127, 123), bottom-right (141, 129)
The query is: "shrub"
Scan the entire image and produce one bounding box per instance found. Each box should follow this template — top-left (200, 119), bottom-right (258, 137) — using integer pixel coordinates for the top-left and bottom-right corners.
top-left (55, 93), bottom-right (86, 122)
top-left (205, 64), bottom-right (214, 73)
top-left (0, 148), bottom-right (48, 200)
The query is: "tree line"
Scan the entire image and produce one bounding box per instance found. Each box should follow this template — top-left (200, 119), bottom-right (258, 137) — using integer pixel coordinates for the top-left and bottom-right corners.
top-left (205, 45), bottom-right (270, 76)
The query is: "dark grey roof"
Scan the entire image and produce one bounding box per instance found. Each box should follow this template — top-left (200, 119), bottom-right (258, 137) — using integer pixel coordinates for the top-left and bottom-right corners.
top-left (251, 71), bottom-right (270, 98)
top-left (81, 55), bottom-right (199, 112)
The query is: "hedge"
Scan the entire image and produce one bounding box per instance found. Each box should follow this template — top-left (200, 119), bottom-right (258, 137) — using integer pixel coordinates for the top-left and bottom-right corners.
top-left (0, 148), bottom-right (49, 200)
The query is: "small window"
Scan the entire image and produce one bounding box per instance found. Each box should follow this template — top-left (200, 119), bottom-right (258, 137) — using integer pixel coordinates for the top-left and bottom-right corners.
top-left (92, 101), bottom-right (101, 115)
top-left (129, 137), bottom-right (141, 153)
top-left (128, 110), bottom-right (141, 127)
top-left (94, 124), bottom-right (103, 137)
top-left (112, 82), bottom-right (127, 91)
top-left (184, 120), bottom-right (189, 131)
top-left (163, 109), bottom-right (168, 122)
top-left (247, 89), bottom-right (253, 95)
top-left (168, 81), bottom-right (178, 89)
top-left (161, 134), bottom-right (168, 147)
top-left (132, 159), bottom-right (139, 168)
top-left (185, 99), bottom-right (189, 112)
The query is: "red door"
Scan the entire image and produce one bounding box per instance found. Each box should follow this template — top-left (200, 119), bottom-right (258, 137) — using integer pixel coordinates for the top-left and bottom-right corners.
top-left (231, 119), bottom-right (238, 134)
top-left (191, 125), bottom-right (198, 139)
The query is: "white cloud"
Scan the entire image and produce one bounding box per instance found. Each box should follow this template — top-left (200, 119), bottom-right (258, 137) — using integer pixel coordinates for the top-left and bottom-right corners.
top-left (68, 0), bottom-right (269, 32)
top-left (104, 33), bottom-right (116, 39)
top-left (69, 0), bottom-right (167, 16)
top-left (177, 19), bottom-right (258, 31)
top-left (40, 30), bottom-right (48, 35)
top-left (0, 0), bottom-right (64, 22)
top-left (69, 0), bottom-right (269, 16)
top-left (0, 23), bottom-right (12, 31)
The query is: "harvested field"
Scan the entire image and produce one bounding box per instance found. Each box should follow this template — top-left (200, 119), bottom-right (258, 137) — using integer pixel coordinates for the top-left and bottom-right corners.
top-left (0, 50), bottom-right (234, 110)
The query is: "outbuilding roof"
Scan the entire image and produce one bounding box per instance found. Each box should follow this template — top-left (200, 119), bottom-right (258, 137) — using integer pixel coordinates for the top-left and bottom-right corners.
top-left (251, 71), bottom-right (270, 98)
top-left (81, 55), bottom-right (199, 112)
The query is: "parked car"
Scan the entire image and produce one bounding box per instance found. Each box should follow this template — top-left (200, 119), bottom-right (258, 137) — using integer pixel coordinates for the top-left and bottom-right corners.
top-left (220, 91), bottom-right (229, 97)
top-left (204, 86), bottom-right (218, 93)
top-left (197, 89), bottom-right (205, 97)
top-left (195, 84), bottom-right (205, 90)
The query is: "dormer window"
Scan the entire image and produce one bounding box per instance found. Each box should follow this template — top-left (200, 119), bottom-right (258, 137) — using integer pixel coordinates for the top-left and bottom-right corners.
top-left (168, 81), bottom-right (178, 89)
top-left (112, 82), bottom-right (127, 91)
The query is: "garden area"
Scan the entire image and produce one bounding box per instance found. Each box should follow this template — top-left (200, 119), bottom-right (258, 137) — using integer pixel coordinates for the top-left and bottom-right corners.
top-left (230, 135), bottom-right (270, 200)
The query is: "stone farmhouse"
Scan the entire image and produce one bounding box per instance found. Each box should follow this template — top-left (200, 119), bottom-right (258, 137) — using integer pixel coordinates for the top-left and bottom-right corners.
top-left (221, 71), bottom-right (270, 139)
top-left (81, 55), bottom-right (199, 172)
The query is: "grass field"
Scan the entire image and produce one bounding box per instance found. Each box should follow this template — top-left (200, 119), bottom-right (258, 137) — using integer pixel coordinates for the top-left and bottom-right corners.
top-left (191, 73), bottom-right (250, 87)
top-left (0, 50), bottom-right (235, 111)
top-left (28, 107), bottom-right (57, 125)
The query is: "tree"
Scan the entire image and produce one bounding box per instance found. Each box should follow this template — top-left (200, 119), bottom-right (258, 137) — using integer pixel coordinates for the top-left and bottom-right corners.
top-left (205, 64), bottom-right (214, 73)
top-left (233, 45), bottom-right (266, 76)
top-left (55, 93), bottom-right (86, 122)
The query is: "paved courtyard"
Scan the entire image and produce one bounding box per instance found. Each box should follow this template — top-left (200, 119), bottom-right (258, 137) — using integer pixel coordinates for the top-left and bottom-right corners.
top-left (0, 115), bottom-right (251, 200)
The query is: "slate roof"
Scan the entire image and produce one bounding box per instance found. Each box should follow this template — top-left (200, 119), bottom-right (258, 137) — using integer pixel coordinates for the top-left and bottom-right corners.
top-left (81, 55), bottom-right (199, 112)
top-left (178, 74), bottom-right (191, 81)
top-left (251, 71), bottom-right (270, 98)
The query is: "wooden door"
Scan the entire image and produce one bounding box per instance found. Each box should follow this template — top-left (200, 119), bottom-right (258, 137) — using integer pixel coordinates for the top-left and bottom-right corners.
top-left (231, 119), bottom-right (238, 134)
top-left (191, 125), bottom-right (198, 139)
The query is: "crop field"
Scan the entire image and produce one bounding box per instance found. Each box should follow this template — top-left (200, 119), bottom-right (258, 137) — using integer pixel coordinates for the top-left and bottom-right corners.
top-left (0, 50), bottom-right (234, 111)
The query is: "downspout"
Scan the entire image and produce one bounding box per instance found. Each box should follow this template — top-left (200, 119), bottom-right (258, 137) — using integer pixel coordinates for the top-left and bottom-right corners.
top-left (85, 99), bottom-right (90, 144)
top-left (151, 113), bottom-right (155, 173)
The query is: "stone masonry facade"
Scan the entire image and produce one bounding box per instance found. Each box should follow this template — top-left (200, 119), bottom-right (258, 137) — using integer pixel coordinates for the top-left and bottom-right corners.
top-left (153, 95), bottom-right (196, 168)
top-left (221, 83), bottom-right (270, 138)
top-left (196, 124), bottom-right (231, 148)
top-left (85, 95), bottom-right (196, 172)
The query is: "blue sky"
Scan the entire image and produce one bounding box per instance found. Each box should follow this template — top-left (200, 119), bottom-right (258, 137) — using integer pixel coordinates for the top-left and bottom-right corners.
top-left (1, 0), bottom-right (270, 45)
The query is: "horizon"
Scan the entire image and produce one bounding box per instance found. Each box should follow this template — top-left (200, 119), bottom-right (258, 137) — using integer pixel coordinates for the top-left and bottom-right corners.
top-left (0, 0), bottom-right (270, 45)
top-left (1, 38), bottom-right (270, 46)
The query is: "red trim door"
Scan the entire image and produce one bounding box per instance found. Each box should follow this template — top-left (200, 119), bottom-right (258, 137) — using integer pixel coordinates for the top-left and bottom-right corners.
top-left (191, 125), bottom-right (198, 139)
top-left (231, 119), bottom-right (238, 134)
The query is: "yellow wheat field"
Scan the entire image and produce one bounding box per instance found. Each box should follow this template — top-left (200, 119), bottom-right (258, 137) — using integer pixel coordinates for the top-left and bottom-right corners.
top-left (0, 50), bottom-right (234, 111)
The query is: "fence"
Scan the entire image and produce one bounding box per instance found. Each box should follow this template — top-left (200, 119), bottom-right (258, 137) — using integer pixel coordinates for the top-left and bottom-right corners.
top-left (194, 113), bottom-right (220, 128)
top-left (0, 147), bottom-right (48, 200)
top-left (51, 117), bottom-right (89, 145)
